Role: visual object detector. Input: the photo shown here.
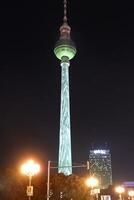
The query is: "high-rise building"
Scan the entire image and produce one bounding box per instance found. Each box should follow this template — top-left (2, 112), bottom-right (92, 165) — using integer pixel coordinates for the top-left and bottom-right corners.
top-left (89, 149), bottom-right (112, 189)
top-left (54, 0), bottom-right (76, 175)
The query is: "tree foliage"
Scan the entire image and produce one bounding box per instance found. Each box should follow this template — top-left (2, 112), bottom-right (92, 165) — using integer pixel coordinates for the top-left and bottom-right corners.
top-left (0, 169), bottom-right (25, 200)
top-left (0, 168), bottom-right (46, 200)
top-left (50, 173), bottom-right (89, 200)
top-left (0, 169), bottom-right (90, 200)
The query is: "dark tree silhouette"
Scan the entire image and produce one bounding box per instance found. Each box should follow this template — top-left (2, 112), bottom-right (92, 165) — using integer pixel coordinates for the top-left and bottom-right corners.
top-left (0, 169), bottom-right (90, 200)
top-left (0, 169), bottom-right (25, 200)
top-left (50, 173), bottom-right (90, 200)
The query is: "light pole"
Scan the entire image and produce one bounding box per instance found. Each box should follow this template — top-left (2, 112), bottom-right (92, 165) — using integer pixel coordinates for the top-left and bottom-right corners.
top-left (47, 160), bottom-right (51, 200)
top-left (85, 176), bottom-right (100, 200)
top-left (115, 186), bottom-right (125, 200)
top-left (128, 190), bottom-right (134, 200)
top-left (47, 160), bottom-right (90, 200)
top-left (20, 159), bottom-right (40, 200)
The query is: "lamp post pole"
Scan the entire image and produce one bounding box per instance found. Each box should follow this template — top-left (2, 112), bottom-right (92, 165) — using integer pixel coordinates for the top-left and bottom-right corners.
top-left (115, 186), bottom-right (125, 200)
top-left (47, 161), bottom-right (51, 200)
top-left (85, 176), bottom-right (99, 200)
top-left (47, 160), bottom-right (89, 200)
top-left (28, 175), bottom-right (32, 200)
top-left (20, 159), bottom-right (40, 200)
top-left (128, 190), bottom-right (134, 200)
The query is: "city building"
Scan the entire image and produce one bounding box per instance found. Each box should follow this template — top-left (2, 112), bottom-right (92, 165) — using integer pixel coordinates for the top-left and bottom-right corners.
top-left (54, 0), bottom-right (76, 175)
top-left (89, 148), bottom-right (112, 189)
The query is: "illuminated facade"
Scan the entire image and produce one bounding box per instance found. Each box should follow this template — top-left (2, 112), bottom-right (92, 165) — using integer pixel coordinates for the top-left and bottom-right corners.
top-left (54, 0), bottom-right (76, 175)
top-left (89, 149), bottom-right (112, 189)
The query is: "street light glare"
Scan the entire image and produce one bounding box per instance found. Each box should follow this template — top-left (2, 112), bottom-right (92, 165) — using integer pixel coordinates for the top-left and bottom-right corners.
top-left (128, 190), bottom-right (134, 197)
top-left (86, 176), bottom-right (99, 188)
top-left (115, 186), bottom-right (125, 194)
top-left (20, 159), bottom-right (40, 176)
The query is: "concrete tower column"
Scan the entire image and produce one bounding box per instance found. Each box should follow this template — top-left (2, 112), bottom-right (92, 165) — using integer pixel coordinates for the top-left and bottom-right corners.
top-left (58, 58), bottom-right (72, 174)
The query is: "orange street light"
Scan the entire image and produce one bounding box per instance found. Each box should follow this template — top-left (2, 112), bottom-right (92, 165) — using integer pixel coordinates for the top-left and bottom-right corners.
top-left (85, 176), bottom-right (99, 200)
top-left (128, 190), bottom-right (134, 200)
top-left (85, 176), bottom-right (99, 189)
top-left (20, 159), bottom-right (40, 200)
top-left (115, 186), bottom-right (125, 200)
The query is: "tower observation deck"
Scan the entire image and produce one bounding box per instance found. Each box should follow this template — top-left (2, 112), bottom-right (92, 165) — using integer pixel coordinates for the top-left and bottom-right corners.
top-left (54, 0), bottom-right (76, 175)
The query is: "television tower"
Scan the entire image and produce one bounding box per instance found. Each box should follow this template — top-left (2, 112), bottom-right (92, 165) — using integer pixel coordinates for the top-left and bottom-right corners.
top-left (54, 0), bottom-right (76, 175)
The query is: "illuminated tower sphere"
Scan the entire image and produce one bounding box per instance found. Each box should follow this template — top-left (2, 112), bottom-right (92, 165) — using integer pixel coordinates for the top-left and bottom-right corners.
top-left (54, 0), bottom-right (76, 175)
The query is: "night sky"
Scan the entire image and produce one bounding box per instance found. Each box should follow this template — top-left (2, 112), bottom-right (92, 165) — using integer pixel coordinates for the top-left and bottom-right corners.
top-left (0, 0), bottom-right (134, 182)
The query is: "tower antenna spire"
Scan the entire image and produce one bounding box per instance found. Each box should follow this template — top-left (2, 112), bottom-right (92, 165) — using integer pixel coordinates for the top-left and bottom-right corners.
top-left (63, 0), bottom-right (67, 23)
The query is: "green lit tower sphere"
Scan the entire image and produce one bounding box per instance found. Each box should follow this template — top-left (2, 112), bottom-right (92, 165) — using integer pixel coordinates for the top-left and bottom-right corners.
top-left (54, 19), bottom-right (76, 61)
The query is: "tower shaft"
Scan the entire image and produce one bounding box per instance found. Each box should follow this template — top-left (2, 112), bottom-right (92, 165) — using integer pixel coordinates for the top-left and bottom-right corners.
top-left (58, 61), bottom-right (72, 175)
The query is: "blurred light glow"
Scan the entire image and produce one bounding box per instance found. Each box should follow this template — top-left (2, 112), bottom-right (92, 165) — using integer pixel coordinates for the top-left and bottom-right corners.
top-left (86, 176), bottom-right (99, 188)
top-left (123, 182), bottom-right (134, 187)
top-left (20, 160), bottom-right (40, 176)
top-left (115, 186), bottom-right (125, 194)
top-left (128, 190), bottom-right (134, 197)
top-left (93, 150), bottom-right (106, 154)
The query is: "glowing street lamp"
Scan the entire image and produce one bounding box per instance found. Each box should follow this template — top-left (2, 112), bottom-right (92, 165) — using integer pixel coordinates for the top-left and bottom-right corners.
top-left (115, 186), bottom-right (125, 200)
top-left (128, 190), bottom-right (134, 200)
top-left (86, 176), bottom-right (99, 189)
top-left (20, 159), bottom-right (40, 200)
top-left (85, 176), bottom-right (99, 200)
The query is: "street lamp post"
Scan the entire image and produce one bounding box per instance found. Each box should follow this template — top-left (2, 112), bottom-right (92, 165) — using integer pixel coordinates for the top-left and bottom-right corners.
top-left (115, 186), bottom-right (125, 200)
top-left (20, 159), bottom-right (40, 200)
top-left (85, 176), bottom-right (99, 200)
top-left (47, 160), bottom-right (89, 200)
top-left (128, 190), bottom-right (134, 200)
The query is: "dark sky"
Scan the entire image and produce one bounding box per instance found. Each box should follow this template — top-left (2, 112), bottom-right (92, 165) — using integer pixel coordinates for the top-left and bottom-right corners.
top-left (0, 0), bottom-right (134, 182)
